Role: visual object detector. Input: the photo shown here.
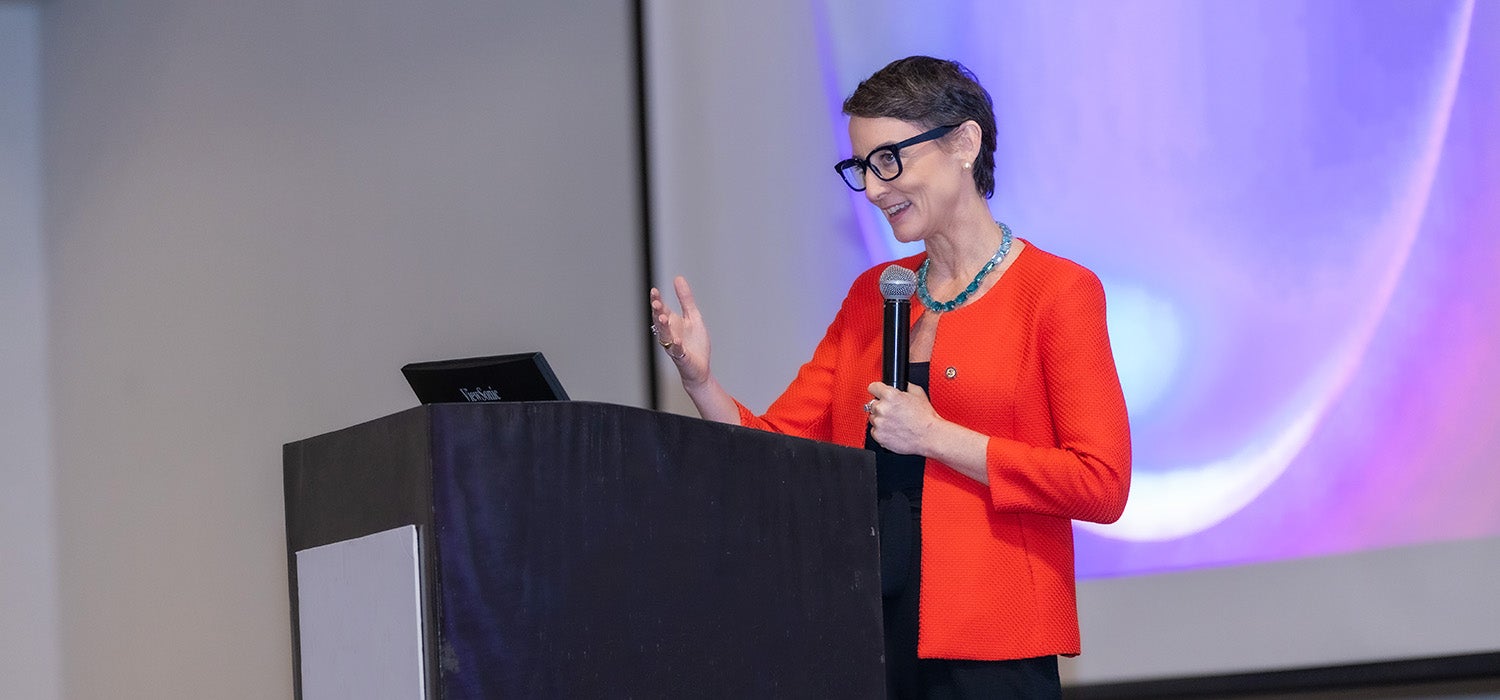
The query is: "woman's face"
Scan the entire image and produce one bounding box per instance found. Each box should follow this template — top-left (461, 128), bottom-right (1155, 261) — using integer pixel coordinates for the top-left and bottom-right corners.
top-left (847, 116), bottom-right (970, 244)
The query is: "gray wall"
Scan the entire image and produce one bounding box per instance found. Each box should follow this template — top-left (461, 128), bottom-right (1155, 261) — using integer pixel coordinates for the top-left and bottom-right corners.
top-left (1, 4), bottom-right (59, 699)
top-left (35, 1), bottom-right (642, 697)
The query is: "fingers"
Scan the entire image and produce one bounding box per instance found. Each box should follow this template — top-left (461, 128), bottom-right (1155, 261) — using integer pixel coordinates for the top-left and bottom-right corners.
top-left (649, 288), bottom-right (667, 324)
top-left (864, 383), bottom-right (888, 422)
top-left (649, 286), bottom-right (677, 333)
top-left (865, 381), bottom-right (934, 426)
top-left (651, 277), bottom-right (706, 368)
top-left (673, 276), bottom-right (699, 318)
top-left (867, 381), bottom-right (929, 401)
top-left (653, 276), bottom-right (700, 321)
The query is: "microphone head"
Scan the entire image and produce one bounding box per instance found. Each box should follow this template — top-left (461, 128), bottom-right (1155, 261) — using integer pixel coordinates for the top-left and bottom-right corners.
top-left (879, 265), bottom-right (917, 301)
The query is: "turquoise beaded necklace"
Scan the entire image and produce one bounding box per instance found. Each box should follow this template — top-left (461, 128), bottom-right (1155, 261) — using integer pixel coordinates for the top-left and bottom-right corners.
top-left (916, 221), bottom-right (1014, 313)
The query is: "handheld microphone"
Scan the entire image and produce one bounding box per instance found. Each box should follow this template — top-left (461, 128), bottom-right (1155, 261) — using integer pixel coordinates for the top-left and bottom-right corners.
top-left (879, 266), bottom-right (917, 391)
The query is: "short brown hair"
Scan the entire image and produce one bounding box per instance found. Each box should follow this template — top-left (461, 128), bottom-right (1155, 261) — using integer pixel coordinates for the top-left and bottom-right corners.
top-left (842, 56), bottom-right (998, 198)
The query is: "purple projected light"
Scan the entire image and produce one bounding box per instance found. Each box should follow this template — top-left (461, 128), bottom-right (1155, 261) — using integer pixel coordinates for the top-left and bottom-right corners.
top-left (823, 1), bottom-right (1500, 578)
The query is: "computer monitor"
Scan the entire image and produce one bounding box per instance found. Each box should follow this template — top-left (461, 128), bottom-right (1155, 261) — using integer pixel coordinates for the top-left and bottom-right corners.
top-left (401, 352), bottom-right (568, 404)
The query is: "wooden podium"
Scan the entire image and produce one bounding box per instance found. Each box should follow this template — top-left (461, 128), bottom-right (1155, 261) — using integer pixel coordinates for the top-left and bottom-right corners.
top-left (284, 401), bottom-right (883, 698)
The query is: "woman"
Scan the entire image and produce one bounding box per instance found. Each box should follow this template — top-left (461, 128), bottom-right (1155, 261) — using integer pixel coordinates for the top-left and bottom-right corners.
top-left (650, 56), bottom-right (1131, 699)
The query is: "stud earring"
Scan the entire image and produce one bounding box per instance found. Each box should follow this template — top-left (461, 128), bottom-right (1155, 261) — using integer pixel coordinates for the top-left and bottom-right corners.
top-left (962, 162), bottom-right (972, 170)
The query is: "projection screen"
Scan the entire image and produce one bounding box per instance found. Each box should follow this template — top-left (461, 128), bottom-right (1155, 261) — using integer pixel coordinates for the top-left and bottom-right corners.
top-left (646, 0), bottom-right (1500, 687)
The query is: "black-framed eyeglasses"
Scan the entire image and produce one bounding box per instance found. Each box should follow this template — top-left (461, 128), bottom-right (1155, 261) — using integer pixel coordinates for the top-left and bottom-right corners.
top-left (834, 124), bottom-right (960, 192)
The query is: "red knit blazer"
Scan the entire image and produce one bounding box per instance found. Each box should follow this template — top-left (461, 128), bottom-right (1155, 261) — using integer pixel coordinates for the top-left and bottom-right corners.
top-left (735, 241), bottom-right (1131, 660)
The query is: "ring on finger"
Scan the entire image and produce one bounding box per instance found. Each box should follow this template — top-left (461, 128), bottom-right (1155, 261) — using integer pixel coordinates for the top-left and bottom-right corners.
top-left (658, 338), bottom-right (674, 349)
top-left (863, 400), bottom-right (875, 413)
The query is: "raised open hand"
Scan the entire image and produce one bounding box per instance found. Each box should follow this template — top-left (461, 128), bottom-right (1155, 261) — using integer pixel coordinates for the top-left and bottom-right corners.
top-left (649, 276), bottom-right (713, 387)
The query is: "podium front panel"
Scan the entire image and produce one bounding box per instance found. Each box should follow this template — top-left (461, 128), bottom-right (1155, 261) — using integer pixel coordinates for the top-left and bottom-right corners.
top-left (429, 402), bottom-right (882, 698)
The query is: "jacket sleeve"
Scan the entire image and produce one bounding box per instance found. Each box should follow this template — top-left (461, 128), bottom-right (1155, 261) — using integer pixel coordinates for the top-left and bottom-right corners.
top-left (985, 270), bottom-right (1133, 524)
top-left (735, 290), bottom-right (854, 443)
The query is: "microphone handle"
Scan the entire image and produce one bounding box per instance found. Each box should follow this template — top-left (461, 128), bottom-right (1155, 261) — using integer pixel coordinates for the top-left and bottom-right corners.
top-left (883, 299), bottom-right (910, 391)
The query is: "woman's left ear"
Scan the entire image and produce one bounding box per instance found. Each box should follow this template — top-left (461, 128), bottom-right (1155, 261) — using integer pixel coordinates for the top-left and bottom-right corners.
top-left (956, 120), bottom-right (982, 163)
top-left (960, 123), bottom-right (984, 163)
